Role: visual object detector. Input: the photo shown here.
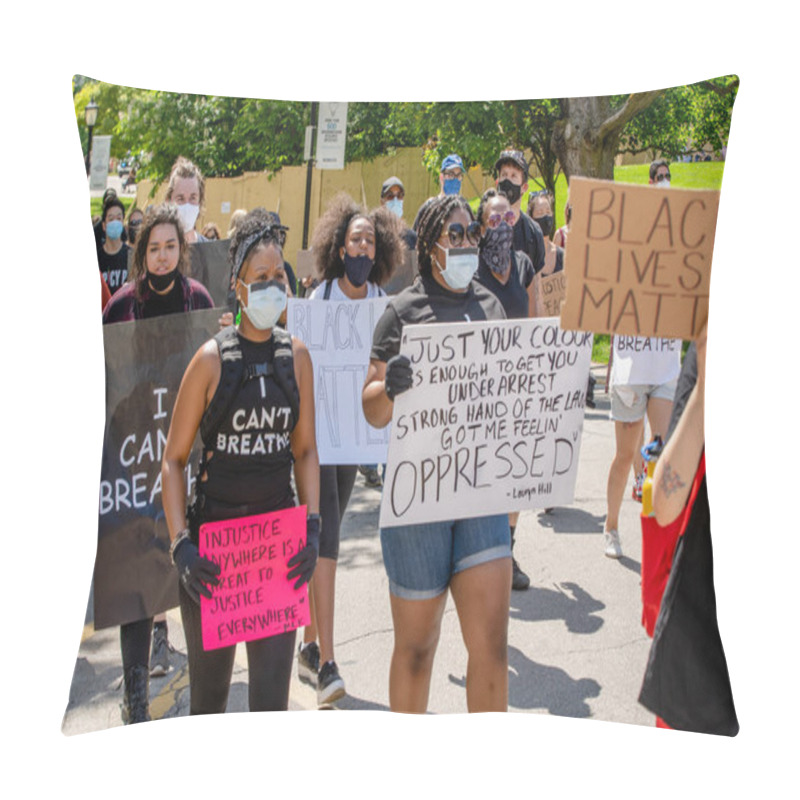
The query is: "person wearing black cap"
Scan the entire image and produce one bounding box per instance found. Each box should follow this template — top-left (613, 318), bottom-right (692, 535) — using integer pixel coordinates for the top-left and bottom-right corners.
top-left (381, 176), bottom-right (417, 251)
top-left (494, 150), bottom-right (546, 287)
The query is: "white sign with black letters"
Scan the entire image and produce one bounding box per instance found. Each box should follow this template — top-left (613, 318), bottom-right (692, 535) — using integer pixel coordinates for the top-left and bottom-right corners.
top-left (287, 297), bottom-right (390, 464)
top-left (315, 102), bottom-right (348, 170)
top-left (379, 318), bottom-right (593, 528)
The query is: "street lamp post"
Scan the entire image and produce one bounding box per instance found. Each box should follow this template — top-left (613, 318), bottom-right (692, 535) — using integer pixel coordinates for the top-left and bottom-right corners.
top-left (84, 98), bottom-right (99, 177)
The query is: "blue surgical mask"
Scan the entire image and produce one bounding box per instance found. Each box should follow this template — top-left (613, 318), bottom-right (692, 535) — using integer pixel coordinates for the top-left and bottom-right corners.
top-left (442, 178), bottom-right (462, 196)
top-left (106, 220), bottom-right (124, 240)
top-left (385, 197), bottom-right (404, 218)
top-left (435, 245), bottom-right (478, 290)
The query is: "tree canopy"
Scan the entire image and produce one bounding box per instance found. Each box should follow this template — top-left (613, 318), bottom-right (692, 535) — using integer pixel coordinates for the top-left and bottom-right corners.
top-left (72, 76), bottom-right (737, 198)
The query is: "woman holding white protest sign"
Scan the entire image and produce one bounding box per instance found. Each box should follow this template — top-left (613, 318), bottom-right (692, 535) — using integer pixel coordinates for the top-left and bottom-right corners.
top-left (102, 203), bottom-right (215, 723)
top-left (298, 193), bottom-right (405, 705)
top-left (363, 194), bottom-right (512, 714)
top-left (161, 211), bottom-right (320, 714)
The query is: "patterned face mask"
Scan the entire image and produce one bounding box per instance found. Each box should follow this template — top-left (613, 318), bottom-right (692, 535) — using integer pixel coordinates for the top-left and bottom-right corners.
top-left (480, 223), bottom-right (514, 275)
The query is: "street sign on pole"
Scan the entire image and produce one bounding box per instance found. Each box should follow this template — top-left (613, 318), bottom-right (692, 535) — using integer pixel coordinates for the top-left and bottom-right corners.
top-left (89, 135), bottom-right (112, 191)
top-left (315, 102), bottom-right (348, 170)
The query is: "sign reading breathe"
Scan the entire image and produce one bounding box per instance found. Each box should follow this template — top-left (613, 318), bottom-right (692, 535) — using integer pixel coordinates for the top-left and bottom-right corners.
top-left (199, 506), bottom-right (310, 651)
top-left (559, 177), bottom-right (719, 340)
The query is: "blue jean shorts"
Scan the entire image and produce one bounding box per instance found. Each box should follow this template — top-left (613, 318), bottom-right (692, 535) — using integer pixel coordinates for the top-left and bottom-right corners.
top-left (610, 379), bottom-right (678, 423)
top-left (380, 514), bottom-right (511, 600)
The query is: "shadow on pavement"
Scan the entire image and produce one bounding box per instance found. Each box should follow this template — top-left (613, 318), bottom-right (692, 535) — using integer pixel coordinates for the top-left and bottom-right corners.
top-left (447, 645), bottom-right (601, 718)
top-left (535, 507), bottom-right (606, 534)
top-left (331, 694), bottom-right (390, 712)
top-left (510, 582), bottom-right (604, 634)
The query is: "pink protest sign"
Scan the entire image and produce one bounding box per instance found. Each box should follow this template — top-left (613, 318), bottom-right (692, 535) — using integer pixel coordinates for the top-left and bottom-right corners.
top-left (198, 505), bottom-right (310, 651)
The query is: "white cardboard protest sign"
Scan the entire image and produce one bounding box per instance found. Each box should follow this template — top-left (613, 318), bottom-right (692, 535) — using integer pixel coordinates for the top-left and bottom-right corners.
top-left (379, 318), bottom-right (593, 528)
top-left (287, 297), bottom-right (390, 465)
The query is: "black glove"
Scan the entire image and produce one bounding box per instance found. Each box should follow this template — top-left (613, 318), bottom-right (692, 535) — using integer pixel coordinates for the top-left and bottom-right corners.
top-left (173, 538), bottom-right (221, 604)
top-left (287, 514), bottom-right (321, 589)
top-left (385, 354), bottom-right (413, 401)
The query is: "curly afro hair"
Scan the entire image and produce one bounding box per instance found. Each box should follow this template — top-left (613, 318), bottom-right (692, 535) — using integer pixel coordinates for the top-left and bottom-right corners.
top-left (311, 192), bottom-right (405, 287)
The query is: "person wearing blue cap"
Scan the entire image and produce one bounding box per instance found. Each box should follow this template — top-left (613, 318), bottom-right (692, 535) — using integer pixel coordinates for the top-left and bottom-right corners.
top-left (412, 154), bottom-right (467, 232)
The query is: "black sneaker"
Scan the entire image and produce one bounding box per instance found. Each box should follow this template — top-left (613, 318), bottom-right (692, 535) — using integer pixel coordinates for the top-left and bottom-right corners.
top-left (511, 558), bottom-right (530, 591)
top-left (149, 625), bottom-right (170, 677)
top-left (297, 641), bottom-right (320, 687)
top-left (317, 660), bottom-right (346, 705)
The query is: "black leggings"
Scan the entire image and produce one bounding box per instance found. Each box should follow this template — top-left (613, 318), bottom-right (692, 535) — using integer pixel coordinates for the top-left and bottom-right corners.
top-left (120, 617), bottom-right (153, 671)
top-left (179, 583), bottom-right (296, 714)
top-left (318, 464), bottom-right (358, 560)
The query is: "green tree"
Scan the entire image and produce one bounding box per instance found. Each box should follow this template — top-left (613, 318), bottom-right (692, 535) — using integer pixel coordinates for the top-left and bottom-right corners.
top-left (73, 75), bottom-right (147, 160)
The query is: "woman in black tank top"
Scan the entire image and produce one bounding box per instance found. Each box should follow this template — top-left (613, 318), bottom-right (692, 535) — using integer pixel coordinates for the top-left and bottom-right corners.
top-left (161, 212), bottom-right (320, 714)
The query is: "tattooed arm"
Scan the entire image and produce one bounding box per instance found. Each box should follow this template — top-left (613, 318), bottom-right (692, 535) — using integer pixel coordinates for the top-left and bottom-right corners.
top-left (652, 325), bottom-right (707, 527)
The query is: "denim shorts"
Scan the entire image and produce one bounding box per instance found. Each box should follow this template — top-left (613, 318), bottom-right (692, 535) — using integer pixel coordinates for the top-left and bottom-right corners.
top-left (380, 514), bottom-right (511, 600)
top-left (610, 379), bottom-right (677, 423)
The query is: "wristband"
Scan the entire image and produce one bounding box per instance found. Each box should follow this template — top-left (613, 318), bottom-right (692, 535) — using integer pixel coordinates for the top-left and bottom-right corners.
top-left (169, 528), bottom-right (192, 566)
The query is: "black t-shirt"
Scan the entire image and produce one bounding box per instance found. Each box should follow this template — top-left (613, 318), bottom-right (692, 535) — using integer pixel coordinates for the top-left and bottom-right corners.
top-left (513, 212), bottom-right (546, 273)
top-left (473, 249), bottom-right (534, 320)
top-left (97, 243), bottom-right (130, 293)
top-left (371, 273), bottom-right (507, 363)
top-left (140, 278), bottom-right (186, 318)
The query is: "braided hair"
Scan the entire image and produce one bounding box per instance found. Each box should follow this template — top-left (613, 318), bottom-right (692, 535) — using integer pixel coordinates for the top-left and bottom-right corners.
top-left (415, 195), bottom-right (474, 277)
top-left (228, 208), bottom-right (285, 291)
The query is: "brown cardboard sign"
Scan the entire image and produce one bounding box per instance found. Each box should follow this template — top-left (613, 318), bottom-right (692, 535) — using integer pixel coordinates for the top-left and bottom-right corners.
top-left (559, 177), bottom-right (719, 339)
top-left (538, 270), bottom-right (567, 317)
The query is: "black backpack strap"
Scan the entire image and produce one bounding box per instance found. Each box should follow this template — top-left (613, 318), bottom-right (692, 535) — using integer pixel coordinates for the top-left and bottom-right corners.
top-left (271, 327), bottom-right (300, 429)
top-left (200, 326), bottom-right (245, 445)
top-left (323, 279), bottom-right (332, 300)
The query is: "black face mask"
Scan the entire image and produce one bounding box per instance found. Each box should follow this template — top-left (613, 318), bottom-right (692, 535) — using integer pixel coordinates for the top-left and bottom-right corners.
top-left (148, 267), bottom-right (179, 293)
top-left (498, 179), bottom-right (522, 206)
top-left (128, 223), bottom-right (141, 244)
top-left (534, 215), bottom-right (554, 238)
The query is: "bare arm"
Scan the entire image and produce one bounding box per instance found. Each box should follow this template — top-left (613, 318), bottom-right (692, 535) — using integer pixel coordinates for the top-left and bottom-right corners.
top-left (290, 338), bottom-right (319, 516)
top-left (528, 272), bottom-right (544, 318)
top-left (362, 359), bottom-right (393, 429)
top-left (161, 341), bottom-right (220, 541)
top-left (652, 327), bottom-right (707, 527)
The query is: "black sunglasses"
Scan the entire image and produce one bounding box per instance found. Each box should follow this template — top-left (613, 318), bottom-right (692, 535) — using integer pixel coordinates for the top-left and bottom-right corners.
top-left (441, 221), bottom-right (481, 247)
top-left (655, 173), bottom-right (671, 183)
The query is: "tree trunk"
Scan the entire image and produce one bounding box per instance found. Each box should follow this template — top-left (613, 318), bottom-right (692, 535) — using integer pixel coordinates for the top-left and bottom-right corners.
top-left (552, 91), bottom-right (663, 180)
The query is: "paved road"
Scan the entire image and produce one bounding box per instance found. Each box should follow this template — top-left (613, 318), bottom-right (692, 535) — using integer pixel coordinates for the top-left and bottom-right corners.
top-left (62, 362), bottom-right (657, 733)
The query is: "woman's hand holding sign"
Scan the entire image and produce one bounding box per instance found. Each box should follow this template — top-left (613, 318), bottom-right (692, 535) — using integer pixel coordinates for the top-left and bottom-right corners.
top-left (172, 536), bottom-right (222, 604)
top-left (286, 514), bottom-right (321, 589)
top-left (384, 354), bottom-right (413, 400)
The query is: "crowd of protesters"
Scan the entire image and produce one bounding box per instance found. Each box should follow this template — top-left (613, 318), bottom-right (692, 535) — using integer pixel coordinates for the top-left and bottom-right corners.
top-left (93, 151), bottom-right (734, 733)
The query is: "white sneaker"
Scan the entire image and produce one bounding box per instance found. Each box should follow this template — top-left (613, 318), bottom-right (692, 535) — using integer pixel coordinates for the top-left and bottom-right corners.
top-left (604, 529), bottom-right (622, 559)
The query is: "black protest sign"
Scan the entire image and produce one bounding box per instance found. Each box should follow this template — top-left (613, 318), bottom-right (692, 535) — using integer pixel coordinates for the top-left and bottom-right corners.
top-left (560, 177), bottom-right (719, 340)
top-left (93, 308), bottom-right (220, 629)
top-left (189, 239), bottom-right (232, 309)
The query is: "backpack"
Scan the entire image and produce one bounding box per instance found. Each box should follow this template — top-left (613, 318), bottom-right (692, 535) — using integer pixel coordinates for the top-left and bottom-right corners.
top-left (200, 325), bottom-right (300, 448)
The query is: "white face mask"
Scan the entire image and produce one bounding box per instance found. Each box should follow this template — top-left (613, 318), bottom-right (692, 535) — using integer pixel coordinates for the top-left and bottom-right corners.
top-left (656, 180), bottom-right (670, 189)
top-left (435, 245), bottom-right (479, 290)
top-left (240, 280), bottom-right (287, 330)
top-left (385, 197), bottom-right (404, 218)
top-left (176, 202), bottom-right (200, 232)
